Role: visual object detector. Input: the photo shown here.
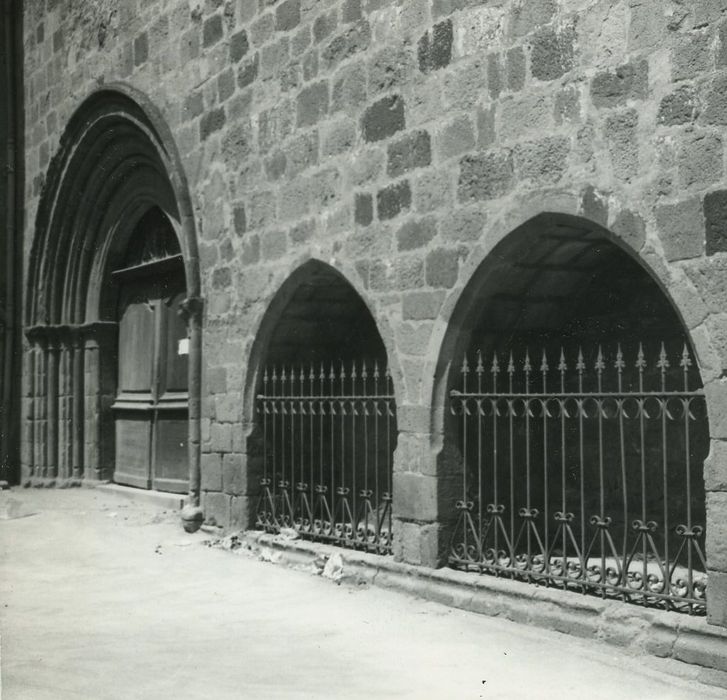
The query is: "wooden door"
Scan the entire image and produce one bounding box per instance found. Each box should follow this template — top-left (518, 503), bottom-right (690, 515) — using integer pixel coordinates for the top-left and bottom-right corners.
top-left (112, 261), bottom-right (188, 493)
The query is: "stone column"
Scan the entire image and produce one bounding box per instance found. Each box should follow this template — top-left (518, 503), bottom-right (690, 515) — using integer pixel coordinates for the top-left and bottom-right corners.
top-left (71, 328), bottom-right (84, 480)
top-left (82, 322), bottom-right (117, 482)
top-left (20, 340), bottom-right (35, 482)
top-left (45, 331), bottom-right (60, 481)
top-left (35, 335), bottom-right (48, 479)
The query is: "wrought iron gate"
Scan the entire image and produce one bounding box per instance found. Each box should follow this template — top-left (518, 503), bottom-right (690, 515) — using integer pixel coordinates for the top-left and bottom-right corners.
top-left (449, 343), bottom-right (708, 614)
top-left (256, 361), bottom-right (395, 553)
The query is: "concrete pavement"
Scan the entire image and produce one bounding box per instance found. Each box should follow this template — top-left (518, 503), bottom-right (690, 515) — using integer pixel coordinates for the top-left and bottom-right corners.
top-left (1, 487), bottom-right (724, 700)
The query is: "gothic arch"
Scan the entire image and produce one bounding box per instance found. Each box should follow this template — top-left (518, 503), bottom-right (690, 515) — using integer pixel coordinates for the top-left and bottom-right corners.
top-left (23, 86), bottom-right (202, 508)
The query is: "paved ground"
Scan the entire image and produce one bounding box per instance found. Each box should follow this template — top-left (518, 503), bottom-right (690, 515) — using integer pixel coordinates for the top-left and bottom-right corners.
top-left (1, 488), bottom-right (725, 700)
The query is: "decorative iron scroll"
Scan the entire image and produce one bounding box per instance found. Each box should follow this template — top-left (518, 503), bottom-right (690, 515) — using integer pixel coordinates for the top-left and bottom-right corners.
top-left (449, 343), bottom-right (708, 614)
top-left (256, 361), bottom-right (395, 554)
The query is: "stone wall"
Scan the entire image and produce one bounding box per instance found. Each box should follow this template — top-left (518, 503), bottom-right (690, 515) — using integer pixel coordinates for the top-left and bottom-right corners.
top-left (20, 0), bottom-right (727, 624)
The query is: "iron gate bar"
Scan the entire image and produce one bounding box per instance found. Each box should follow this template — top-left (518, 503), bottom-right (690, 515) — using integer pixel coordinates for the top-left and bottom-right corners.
top-left (449, 343), bottom-right (708, 614)
top-left (256, 360), bottom-right (395, 554)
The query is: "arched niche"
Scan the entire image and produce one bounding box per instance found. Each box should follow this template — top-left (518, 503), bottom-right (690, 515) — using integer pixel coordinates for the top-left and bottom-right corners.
top-left (433, 213), bottom-right (709, 614)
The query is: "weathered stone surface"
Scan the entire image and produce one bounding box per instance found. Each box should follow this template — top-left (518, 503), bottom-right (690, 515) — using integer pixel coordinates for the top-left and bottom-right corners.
top-left (275, 0), bottom-right (300, 32)
top-left (237, 53), bottom-right (259, 88)
top-left (436, 116), bottom-right (475, 161)
top-left (362, 95), bottom-right (405, 142)
top-left (200, 107), bottom-right (226, 140)
top-left (133, 32), bottom-right (148, 66)
top-left (229, 29), bottom-right (249, 62)
top-left (355, 192), bottom-right (373, 226)
top-left (313, 10), bottom-right (337, 43)
top-left (321, 20), bottom-right (371, 69)
top-left (509, 0), bottom-right (556, 38)
top-left (506, 46), bottom-right (526, 91)
top-left (201, 452), bottom-right (223, 491)
top-left (397, 216), bottom-right (437, 251)
top-left (425, 248), bottom-right (460, 288)
top-left (413, 169), bottom-right (454, 213)
top-left (707, 491), bottom-right (727, 571)
top-left (387, 130), bottom-right (431, 178)
top-left (296, 81), bottom-right (329, 127)
top-left (658, 86), bottom-right (698, 125)
top-left (513, 136), bottom-right (569, 185)
top-left (704, 189), bottom-right (727, 255)
top-left (377, 180), bottom-right (411, 220)
top-left (701, 73), bottom-right (727, 125)
top-left (604, 109), bottom-right (639, 182)
top-left (203, 14), bottom-right (223, 48)
top-left (418, 19), bottom-right (453, 73)
top-left (611, 209), bottom-right (646, 252)
top-left (707, 571), bottom-right (727, 626)
top-left (458, 150), bottom-right (514, 202)
top-left (402, 291), bottom-right (445, 320)
top-left (680, 133), bottom-right (723, 189)
top-left (590, 60), bottom-right (649, 108)
top-left (655, 198), bottom-right (704, 261)
top-left (368, 46), bottom-right (413, 94)
top-left (529, 26), bottom-right (574, 82)
top-left (672, 31), bottom-right (712, 82)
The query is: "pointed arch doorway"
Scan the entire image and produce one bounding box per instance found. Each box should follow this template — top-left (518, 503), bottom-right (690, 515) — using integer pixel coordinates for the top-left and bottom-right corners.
top-left (111, 207), bottom-right (189, 492)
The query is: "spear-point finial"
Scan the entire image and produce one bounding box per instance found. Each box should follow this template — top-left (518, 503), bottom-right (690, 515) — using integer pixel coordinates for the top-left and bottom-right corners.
top-left (461, 354), bottom-right (470, 375)
top-left (595, 345), bottom-right (605, 373)
top-left (540, 348), bottom-right (549, 374)
top-left (361, 359), bottom-right (368, 379)
top-left (508, 351), bottom-right (515, 376)
top-left (576, 347), bottom-right (585, 373)
top-left (373, 360), bottom-right (380, 379)
top-left (558, 348), bottom-right (567, 373)
top-left (476, 349), bottom-right (484, 375)
top-left (615, 343), bottom-right (625, 372)
top-left (491, 352), bottom-right (500, 376)
top-left (351, 360), bottom-right (357, 380)
top-left (657, 342), bottom-right (670, 371)
top-left (636, 343), bottom-right (646, 370)
top-left (680, 343), bottom-right (692, 370)
top-left (524, 349), bottom-right (532, 373)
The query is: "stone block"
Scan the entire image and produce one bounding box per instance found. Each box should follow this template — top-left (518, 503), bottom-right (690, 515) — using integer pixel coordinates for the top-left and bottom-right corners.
top-left (212, 267), bottom-right (231, 289)
top-left (395, 322), bottom-right (432, 355)
top-left (704, 190), bottom-right (727, 256)
top-left (210, 422), bottom-right (233, 452)
top-left (707, 491), bottom-right (727, 571)
top-left (425, 248), bottom-right (460, 288)
top-left (672, 31), bottom-right (712, 82)
top-left (133, 32), bottom-right (148, 66)
top-left (392, 518), bottom-right (443, 567)
top-left (611, 209), bottom-right (646, 252)
top-left (418, 19), bottom-right (452, 74)
top-left (276, 0), bottom-right (300, 32)
top-left (290, 218), bottom-right (314, 243)
top-left (222, 453), bottom-right (246, 495)
top-left (707, 570), bottom-right (727, 626)
top-left (683, 255), bottom-right (727, 315)
top-left (297, 81), bottom-right (329, 127)
top-left (458, 150), bottom-right (514, 202)
top-left (291, 25), bottom-right (311, 57)
top-left (264, 150), bottom-right (287, 181)
top-left (590, 60), bottom-right (649, 108)
top-left (302, 50), bottom-right (318, 80)
top-left (397, 216), bottom-right (437, 251)
top-left (514, 136), bottom-right (570, 185)
top-left (229, 29), bottom-right (249, 62)
top-left (314, 11), bottom-right (337, 43)
top-left (387, 130), bottom-right (431, 178)
top-left (658, 86), bottom-right (698, 126)
top-left (506, 46), bottom-right (526, 91)
top-left (702, 73), bottom-right (727, 126)
top-left (413, 169), bottom-right (454, 213)
top-left (377, 180), bottom-right (411, 220)
top-left (200, 107), bottom-right (226, 140)
top-left (680, 133), bottom-right (723, 190)
top-left (529, 26), bottom-right (574, 82)
top-left (250, 12), bottom-right (274, 48)
top-left (332, 62), bottom-right (368, 114)
top-left (487, 53), bottom-right (503, 100)
top-left (321, 19), bottom-right (371, 69)
top-left (396, 256), bottom-right (425, 289)
top-left (355, 193), bottom-right (373, 226)
top-left (237, 53), bottom-right (259, 89)
top-left (604, 109), bottom-right (639, 182)
top-left (321, 116), bottom-right (356, 156)
top-left (674, 623), bottom-right (727, 671)
top-left (362, 95), bottom-right (405, 143)
top-left (580, 185), bottom-right (608, 227)
top-left (286, 130), bottom-right (319, 176)
top-left (508, 0), bottom-right (556, 38)
top-left (499, 93), bottom-right (553, 142)
top-left (393, 472), bottom-right (438, 521)
top-left (217, 69), bottom-right (235, 103)
top-left (402, 291), bottom-right (445, 320)
top-left (436, 115), bottom-right (475, 161)
top-left (705, 439), bottom-right (727, 491)
top-left (233, 205), bottom-right (247, 235)
top-left (203, 14), bottom-right (223, 48)
top-left (203, 491), bottom-right (230, 527)
top-left (201, 452), bottom-right (223, 491)
top-left (343, 0), bottom-right (362, 22)
top-left (261, 230), bottom-right (287, 260)
top-left (476, 105), bottom-right (495, 149)
top-left (368, 46), bottom-right (413, 94)
top-left (655, 198), bottom-right (704, 261)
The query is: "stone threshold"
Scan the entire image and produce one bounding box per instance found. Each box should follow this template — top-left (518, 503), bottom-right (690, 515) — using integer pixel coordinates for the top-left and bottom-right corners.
top-left (241, 531), bottom-right (727, 691)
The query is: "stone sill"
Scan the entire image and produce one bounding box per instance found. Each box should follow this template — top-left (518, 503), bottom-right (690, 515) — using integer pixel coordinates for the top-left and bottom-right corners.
top-left (241, 530), bottom-right (727, 691)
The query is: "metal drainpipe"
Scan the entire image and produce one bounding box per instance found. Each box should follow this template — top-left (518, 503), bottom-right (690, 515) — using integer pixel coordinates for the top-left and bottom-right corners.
top-left (1, 0), bottom-right (18, 484)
